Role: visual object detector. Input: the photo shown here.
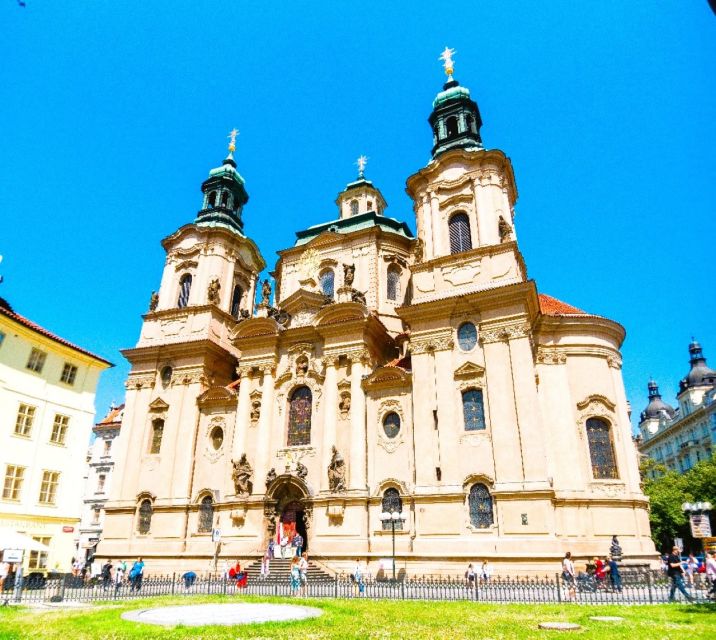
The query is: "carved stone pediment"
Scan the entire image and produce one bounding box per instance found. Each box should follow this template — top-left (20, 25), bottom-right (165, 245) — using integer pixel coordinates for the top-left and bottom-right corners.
top-left (148, 397), bottom-right (169, 412)
top-left (315, 302), bottom-right (369, 327)
top-left (576, 394), bottom-right (616, 412)
top-left (230, 317), bottom-right (280, 341)
top-left (363, 366), bottom-right (412, 392)
top-left (197, 386), bottom-right (237, 408)
top-left (453, 362), bottom-right (485, 380)
top-left (279, 288), bottom-right (326, 317)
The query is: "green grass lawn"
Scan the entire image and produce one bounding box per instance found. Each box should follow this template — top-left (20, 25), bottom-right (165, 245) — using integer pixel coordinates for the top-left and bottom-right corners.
top-left (0, 595), bottom-right (714, 640)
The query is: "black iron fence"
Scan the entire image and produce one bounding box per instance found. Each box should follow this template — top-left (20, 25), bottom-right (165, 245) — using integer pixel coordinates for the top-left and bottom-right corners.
top-left (3, 571), bottom-right (714, 605)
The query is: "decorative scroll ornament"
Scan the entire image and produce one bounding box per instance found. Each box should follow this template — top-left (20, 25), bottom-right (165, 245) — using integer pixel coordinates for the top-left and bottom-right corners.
top-left (343, 263), bottom-right (355, 286)
top-left (410, 331), bottom-right (455, 354)
top-left (125, 373), bottom-right (155, 390)
top-left (327, 446), bottom-right (346, 493)
top-left (498, 215), bottom-right (513, 243)
top-left (295, 461), bottom-right (308, 480)
top-left (231, 454), bottom-right (253, 496)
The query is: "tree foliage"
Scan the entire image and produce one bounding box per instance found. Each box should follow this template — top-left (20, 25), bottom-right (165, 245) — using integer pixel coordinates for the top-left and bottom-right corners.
top-left (641, 456), bottom-right (716, 552)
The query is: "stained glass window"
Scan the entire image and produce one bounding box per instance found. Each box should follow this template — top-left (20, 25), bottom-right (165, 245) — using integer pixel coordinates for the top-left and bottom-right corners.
top-left (383, 412), bottom-right (400, 439)
top-left (468, 483), bottom-right (493, 528)
top-left (387, 266), bottom-right (401, 301)
top-left (288, 386), bottom-right (312, 447)
top-left (462, 389), bottom-right (486, 431)
top-left (586, 418), bottom-right (619, 479)
top-left (198, 495), bottom-right (214, 533)
top-left (457, 322), bottom-right (478, 351)
top-left (138, 499), bottom-right (153, 534)
top-left (381, 488), bottom-right (403, 530)
top-left (177, 273), bottom-right (192, 308)
top-left (319, 270), bottom-right (334, 298)
top-left (449, 212), bottom-right (472, 254)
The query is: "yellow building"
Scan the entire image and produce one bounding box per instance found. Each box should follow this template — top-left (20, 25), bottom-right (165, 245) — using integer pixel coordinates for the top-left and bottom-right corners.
top-left (0, 296), bottom-right (111, 575)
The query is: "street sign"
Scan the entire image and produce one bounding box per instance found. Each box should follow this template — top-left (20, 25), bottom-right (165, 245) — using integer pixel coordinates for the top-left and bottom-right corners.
top-left (88, 537), bottom-right (100, 542)
top-left (62, 526), bottom-right (74, 533)
top-left (689, 514), bottom-right (712, 538)
top-left (3, 549), bottom-right (23, 563)
top-left (212, 528), bottom-right (221, 543)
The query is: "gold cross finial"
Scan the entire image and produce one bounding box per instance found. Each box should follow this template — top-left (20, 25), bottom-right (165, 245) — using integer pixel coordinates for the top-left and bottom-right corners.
top-left (439, 47), bottom-right (456, 79)
top-left (228, 128), bottom-right (239, 153)
top-left (356, 155), bottom-right (368, 177)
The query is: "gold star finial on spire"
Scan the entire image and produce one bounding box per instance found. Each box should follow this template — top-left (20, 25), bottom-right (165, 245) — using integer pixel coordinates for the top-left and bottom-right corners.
top-left (439, 46), bottom-right (456, 79)
top-left (227, 128), bottom-right (239, 153)
top-left (356, 154), bottom-right (368, 177)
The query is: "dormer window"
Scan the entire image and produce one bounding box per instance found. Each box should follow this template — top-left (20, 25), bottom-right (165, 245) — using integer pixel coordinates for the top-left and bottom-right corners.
top-left (350, 200), bottom-right (359, 217)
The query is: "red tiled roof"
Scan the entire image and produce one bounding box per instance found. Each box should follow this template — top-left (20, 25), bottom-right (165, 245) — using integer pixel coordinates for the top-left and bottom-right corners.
top-left (97, 403), bottom-right (124, 425)
top-left (385, 354), bottom-right (412, 371)
top-left (538, 294), bottom-right (588, 317)
top-left (0, 298), bottom-right (113, 366)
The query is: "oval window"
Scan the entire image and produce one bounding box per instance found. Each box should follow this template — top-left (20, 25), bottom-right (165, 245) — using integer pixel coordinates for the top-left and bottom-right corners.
top-left (210, 426), bottom-right (224, 450)
top-left (383, 412), bottom-right (401, 439)
top-left (457, 322), bottom-right (478, 351)
top-left (160, 365), bottom-right (173, 387)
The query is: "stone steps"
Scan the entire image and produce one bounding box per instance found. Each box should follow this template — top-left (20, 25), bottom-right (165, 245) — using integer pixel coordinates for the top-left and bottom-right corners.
top-left (242, 558), bottom-right (334, 583)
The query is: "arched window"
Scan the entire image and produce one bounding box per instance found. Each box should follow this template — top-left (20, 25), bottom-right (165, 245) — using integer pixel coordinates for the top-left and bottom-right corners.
top-left (319, 269), bottom-right (334, 299)
top-left (207, 191), bottom-right (217, 208)
top-left (449, 212), bottom-right (472, 254)
top-left (350, 200), bottom-right (359, 217)
top-left (465, 114), bottom-right (475, 133)
top-left (198, 495), bottom-right (214, 533)
top-left (468, 483), bottom-right (493, 528)
top-left (433, 124), bottom-right (440, 141)
top-left (446, 116), bottom-right (458, 137)
top-left (177, 274), bottom-right (192, 308)
top-left (137, 499), bottom-right (153, 534)
top-left (221, 191), bottom-right (229, 206)
top-left (381, 488), bottom-right (403, 530)
top-left (231, 284), bottom-right (243, 318)
top-left (386, 266), bottom-right (401, 301)
top-left (287, 386), bottom-right (312, 446)
top-left (160, 365), bottom-right (173, 388)
top-left (383, 412), bottom-right (400, 439)
top-left (150, 419), bottom-right (164, 454)
top-left (462, 389), bottom-right (485, 431)
top-left (586, 418), bottom-right (618, 479)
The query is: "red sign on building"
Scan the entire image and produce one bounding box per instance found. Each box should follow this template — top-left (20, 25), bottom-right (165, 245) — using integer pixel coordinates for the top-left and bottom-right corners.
top-left (62, 526), bottom-right (74, 533)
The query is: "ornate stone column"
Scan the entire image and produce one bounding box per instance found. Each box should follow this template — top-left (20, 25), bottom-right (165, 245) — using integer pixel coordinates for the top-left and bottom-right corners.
top-left (254, 364), bottom-right (275, 495)
top-left (421, 192), bottom-right (434, 260)
top-left (231, 366), bottom-right (253, 464)
top-left (349, 352), bottom-right (368, 491)
top-left (321, 355), bottom-right (339, 492)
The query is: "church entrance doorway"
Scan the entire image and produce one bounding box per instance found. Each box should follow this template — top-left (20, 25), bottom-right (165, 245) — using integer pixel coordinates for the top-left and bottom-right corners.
top-left (279, 500), bottom-right (307, 554)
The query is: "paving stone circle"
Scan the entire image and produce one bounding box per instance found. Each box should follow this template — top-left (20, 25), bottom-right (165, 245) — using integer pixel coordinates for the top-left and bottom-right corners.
top-left (589, 616), bottom-right (624, 622)
top-left (538, 622), bottom-right (582, 631)
top-left (121, 602), bottom-right (323, 627)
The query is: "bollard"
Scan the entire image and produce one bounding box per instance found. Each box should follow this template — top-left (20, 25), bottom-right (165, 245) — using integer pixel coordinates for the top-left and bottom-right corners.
top-left (555, 573), bottom-right (562, 603)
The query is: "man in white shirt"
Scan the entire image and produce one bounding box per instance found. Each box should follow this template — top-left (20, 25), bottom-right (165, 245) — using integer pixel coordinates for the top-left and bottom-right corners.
top-left (706, 551), bottom-right (716, 598)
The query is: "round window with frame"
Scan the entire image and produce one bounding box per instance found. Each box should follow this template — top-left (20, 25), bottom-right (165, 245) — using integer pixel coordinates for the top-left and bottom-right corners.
top-left (160, 365), bottom-right (173, 388)
top-left (210, 426), bottom-right (224, 450)
top-left (382, 412), bottom-right (401, 439)
top-left (457, 322), bottom-right (478, 351)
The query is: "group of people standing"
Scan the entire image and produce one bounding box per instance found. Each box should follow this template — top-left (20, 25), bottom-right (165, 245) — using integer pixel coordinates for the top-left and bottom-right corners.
top-left (100, 557), bottom-right (144, 592)
top-left (464, 561), bottom-right (492, 587)
top-left (266, 531), bottom-right (304, 561)
top-left (561, 551), bottom-right (622, 600)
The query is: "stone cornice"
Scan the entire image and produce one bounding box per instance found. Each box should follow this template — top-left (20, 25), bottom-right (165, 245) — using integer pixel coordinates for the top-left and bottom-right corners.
top-left (535, 314), bottom-right (625, 349)
top-left (409, 329), bottom-right (454, 354)
top-left (122, 337), bottom-right (232, 364)
top-left (409, 241), bottom-right (518, 274)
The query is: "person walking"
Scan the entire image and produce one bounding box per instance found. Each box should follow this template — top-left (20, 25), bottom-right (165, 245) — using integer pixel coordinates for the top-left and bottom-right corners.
top-left (299, 552), bottom-right (309, 596)
top-left (480, 560), bottom-right (492, 583)
top-left (667, 546), bottom-right (693, 602)
top-left (606, 555), bottom-right (622, 592)
top-left (268, 538), bottom-right (276, 559)
top-left (704, 551), bottom-right (716, 598)
top-left (465, 563), bottom-right (476, 589)
top-left (289, 556), bottom-right (301, 596)
top-left (100, 560), bottom-right (113, 591)
top-left (293, 532), bottom-right (304, 558)
top-left (280, 531), bottom-right (289, 559)
top-left (353, 559), bottom-right (365, 596)
top-left (129, 557), bottom-right (144, 591)
top-left (685, 553), bottom-right (698, 587)
top-left (562, 552), bottom-right (576, 601)
top-left (114, 560), bottom-right (125, 593)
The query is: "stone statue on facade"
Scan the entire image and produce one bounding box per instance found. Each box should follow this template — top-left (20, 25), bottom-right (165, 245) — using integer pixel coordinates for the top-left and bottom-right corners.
top-left (610, 535), bottom-right (623, 561)
top-left (339, 393), bottom-right (351, 418)
top-left (148, 291), bottom-right (159, 312)
top-left (250, 399), bottom-right (261, 423)
top-left (343, 263), bottom-right (355, 286)
top-left (498, 215), bottom-right (513, 243)
top-left (231, 454), bottom-right (253, 496)
top-left (351, 289), bottom-right (366, 305)
top-left (260, 279), bottom-right (271, 306)
top-left (265, 467), bottom-right (277, 488)
top-left (328, 446), bottom-right (346, 492)
top-left (207, 278), bottom-right (221, 305)
top-left (296, 357), bottom-right (309, 377)
top-left (295, 461), bottom-right (308, 480)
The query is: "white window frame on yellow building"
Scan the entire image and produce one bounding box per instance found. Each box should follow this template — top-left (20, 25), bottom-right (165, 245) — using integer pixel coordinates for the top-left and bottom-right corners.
top-left (2, 464), bottom-right (25, 501)
top-left (26, 348), bottom-right (47, 373)
top-left (38, 470), bottom-right (60, 505)
top-left (50, 414), bottom-right (70, 445)
top-left (14, 403), bottom-right (36, 437)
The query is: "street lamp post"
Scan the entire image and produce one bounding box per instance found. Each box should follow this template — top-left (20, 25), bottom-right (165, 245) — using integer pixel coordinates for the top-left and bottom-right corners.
top-left (379, 510), bottom-right (406, 581)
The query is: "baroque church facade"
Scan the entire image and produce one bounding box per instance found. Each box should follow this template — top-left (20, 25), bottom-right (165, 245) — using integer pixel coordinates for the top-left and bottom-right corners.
top-left (101, 59), bottom-right (657, 573)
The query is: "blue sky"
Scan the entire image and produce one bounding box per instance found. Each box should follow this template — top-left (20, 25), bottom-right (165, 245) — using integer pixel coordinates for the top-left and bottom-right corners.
top-left (1, 1), bottom-right (714, 430)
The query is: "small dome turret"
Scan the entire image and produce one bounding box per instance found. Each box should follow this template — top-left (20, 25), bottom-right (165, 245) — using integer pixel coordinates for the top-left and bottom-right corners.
top-left (639, 379), bottom-right (676, 424)
top-left (679, 339), bottom-right (716, 391)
